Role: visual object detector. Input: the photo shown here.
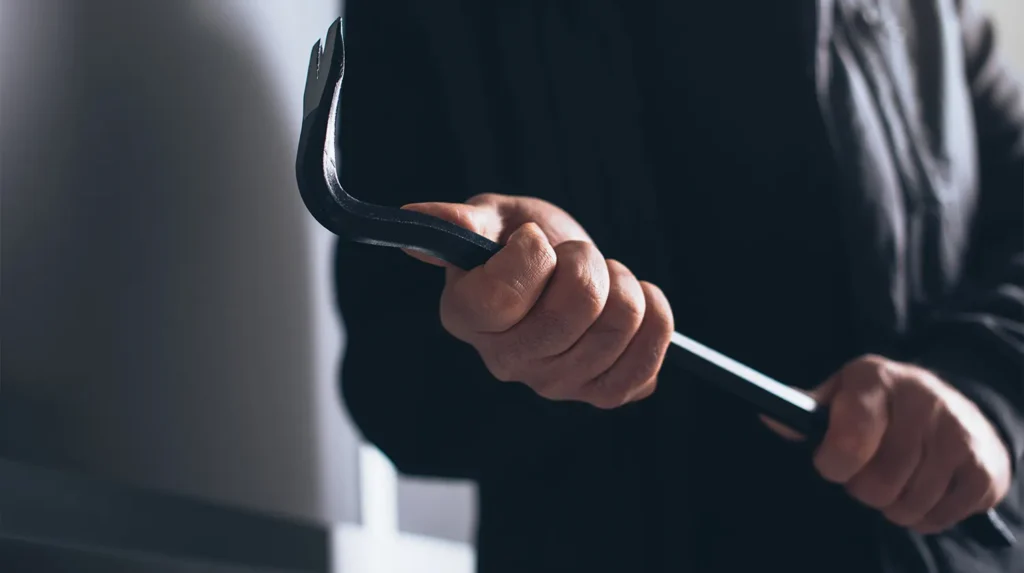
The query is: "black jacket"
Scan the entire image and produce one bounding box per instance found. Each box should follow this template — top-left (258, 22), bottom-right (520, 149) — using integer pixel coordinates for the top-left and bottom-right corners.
top-left (334, 0), bottom-right (1024, 571)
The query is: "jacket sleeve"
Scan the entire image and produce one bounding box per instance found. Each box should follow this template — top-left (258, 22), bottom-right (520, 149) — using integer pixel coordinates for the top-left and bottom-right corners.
top-left (334, 0), bottom-right (484, 480)
top-left (334, 0), bottom-right (596, 480)
top-left (914, 0), bottom-right (1024, 469)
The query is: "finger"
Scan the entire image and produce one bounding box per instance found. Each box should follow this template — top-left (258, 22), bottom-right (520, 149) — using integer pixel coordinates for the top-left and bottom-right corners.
top-left (402, 201), bottom-right (506, 242)
top-left (580, 281), bottom-right (673, 409)
top-left (440, 222), bottom-right (556, 337)
top-left (915, 462), bottom-right (992, 534)
top-left (845, 385), bottom-right (934, 509)
top-left (484, 241), bottom-right (610, 388)
top-left (533, 260), bottom-right (645, 391)
top-left (813, 361), bottom-right (891, 484)
top-left (466, 193), bottom-right (593, 246)
top-left (882, 417), bottom-right (966, 527)
top-left (400, 248), bottom-right (451, 267)
top-left (401, 201), bottom-right (508, 267)
top-left (760, 415), bottom-right (808, 441)
top-left (845, 441), bottom-right (922, 511)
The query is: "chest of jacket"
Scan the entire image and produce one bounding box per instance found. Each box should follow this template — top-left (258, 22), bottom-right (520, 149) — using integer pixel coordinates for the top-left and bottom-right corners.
top-left (819, 0), bottom-right (979, 350)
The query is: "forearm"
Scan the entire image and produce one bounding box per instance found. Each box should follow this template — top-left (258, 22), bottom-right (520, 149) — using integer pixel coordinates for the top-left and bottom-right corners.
top-left (336, 244), bottom-right (489, 479)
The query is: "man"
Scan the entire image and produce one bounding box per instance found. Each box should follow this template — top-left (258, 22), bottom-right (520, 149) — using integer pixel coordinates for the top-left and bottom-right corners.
top-left (333, 1), bottom-right (1023, 571)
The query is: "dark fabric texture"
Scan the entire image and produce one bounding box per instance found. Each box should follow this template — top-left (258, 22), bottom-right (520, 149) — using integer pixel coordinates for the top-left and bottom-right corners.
top-left (334, 0), bottom-right (1024, 571)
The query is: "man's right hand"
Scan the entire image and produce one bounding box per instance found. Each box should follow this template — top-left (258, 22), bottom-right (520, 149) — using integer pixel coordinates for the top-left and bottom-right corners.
top-left (402, 193), bottom-right (674, 409)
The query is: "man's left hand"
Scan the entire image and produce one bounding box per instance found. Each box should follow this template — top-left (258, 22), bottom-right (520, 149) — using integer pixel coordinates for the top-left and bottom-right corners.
top-left (763, 354), bottom-right (1012, 535)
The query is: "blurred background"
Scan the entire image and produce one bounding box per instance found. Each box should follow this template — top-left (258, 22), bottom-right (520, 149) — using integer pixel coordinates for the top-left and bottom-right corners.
top-left (0, 1), bottom-right (1021, 571)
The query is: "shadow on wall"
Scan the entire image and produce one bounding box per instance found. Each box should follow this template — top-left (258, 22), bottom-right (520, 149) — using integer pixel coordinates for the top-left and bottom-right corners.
top-left (2, 0), bottom-right (324, 519)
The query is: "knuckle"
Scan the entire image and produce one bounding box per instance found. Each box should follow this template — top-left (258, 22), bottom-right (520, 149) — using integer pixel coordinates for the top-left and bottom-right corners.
top-left (938, 416), bottom-right (975, 461)
top-left (554, 242), bottom-right (608, 315)
top-left (482, 277), bottom-right (529, 316)
top-left (651, 308), bottom-right (674, 339)
top-left (847, 481), bottom-right (892, 509)
top-left (532, 236), bottom-right (558, 269)
top-left (896, 381), bottom-right (940, 415)
top-left (870, 489), bottom-right (902, 510)
top-left (620, 295), bottom-right (646, 327)
top-left (640, 281), bottom-right (674, 334)
top-left (642, 346), bottom-right (666, 380)
top-left (608, 279), bottom-right (645, 326)
top-left (589, 313), bottom-right (634, 339)
top-left (853, 464), bottom-right (905, 507)
top-left (597, 300), bottom-right (644, 342)
top-left (883, 507), bottom-right (920, 527)
top-left (584, 322), bottom-right (634, 360)
top-left (579, 284), bottom-right (606, 319)
top-left (626, 347), bottom-right (665, 391)
top-left (871, 437), bottom-right (918, 475)
top-left (842, 355), bottom-right (892, 391)
top-left (833, 389), bottom-right (877, 426)
top-left (448, 280), bottom-right (525, 331)
top-left (830, 431), bottom-right (873, 465)
top-left (519, 309), bottom-right (572, 357)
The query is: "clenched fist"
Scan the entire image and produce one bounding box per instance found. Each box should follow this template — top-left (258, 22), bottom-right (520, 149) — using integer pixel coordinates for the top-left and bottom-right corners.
top-left (765, 355), bottom-right (1012, 534)
top-left (402, 193), bottom-right (674, 410)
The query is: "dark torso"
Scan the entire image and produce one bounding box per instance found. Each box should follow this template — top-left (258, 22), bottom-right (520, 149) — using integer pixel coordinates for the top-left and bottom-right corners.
top-left (337, 0), bottom-right (1024, 570)
top-left (334, 0), bottom-right (988, 570)
top-left (461, 2), bottom-right (883, 572)
top-left (642, 3), bottom-right (877, 570)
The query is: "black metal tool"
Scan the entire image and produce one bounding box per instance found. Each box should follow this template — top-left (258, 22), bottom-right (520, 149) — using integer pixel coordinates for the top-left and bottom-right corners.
top-left (296, 17), bottom-right (1014, 547)
top-left (296, 19), bottom-right (500, 271)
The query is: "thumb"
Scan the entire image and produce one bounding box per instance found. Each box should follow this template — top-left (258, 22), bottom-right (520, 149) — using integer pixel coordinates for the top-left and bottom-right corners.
top-left (400, 201), bottom-right (505, 266)
top-left (759, 377), bottom-right (838, 441)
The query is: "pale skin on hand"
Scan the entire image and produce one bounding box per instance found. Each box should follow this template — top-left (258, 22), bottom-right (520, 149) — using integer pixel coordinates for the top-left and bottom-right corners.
top-left (401, 193), bottom-right (675, 410)
top-left (763, 355), bottom-right (1012, 535)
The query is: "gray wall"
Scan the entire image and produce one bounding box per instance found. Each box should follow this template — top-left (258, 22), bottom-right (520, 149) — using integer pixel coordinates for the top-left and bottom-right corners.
top-left (1, 0), bottom-right (478, 543)
top-left (0, 0), bottom-right (358, 524)
top-left (981, 0), bottom-right (1024, 71)
top-left (3, 0), bottom-right (479, 544)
